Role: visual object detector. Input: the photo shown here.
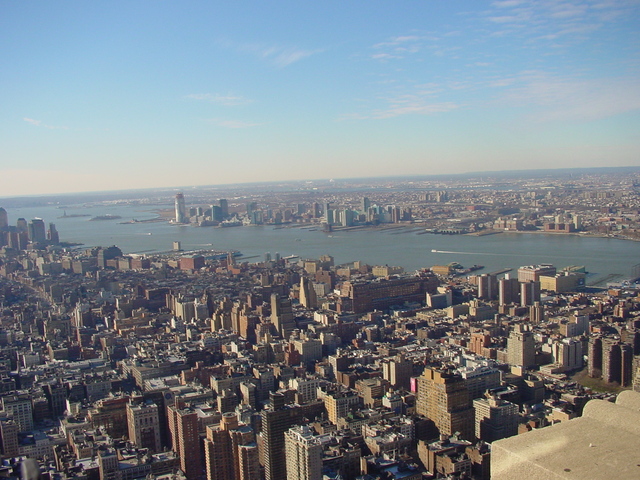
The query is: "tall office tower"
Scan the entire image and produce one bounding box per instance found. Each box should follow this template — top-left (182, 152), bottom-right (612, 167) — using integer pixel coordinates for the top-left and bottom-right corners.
top-left (415, 367), bottom-right (474, 440)
top-left (0, 207), bottom-right (7, 229)
top-left (219, 199), bottom-right (229, 218)
top-left (361, 197), bottom-right (370, 213)
top-left (520, 280), bottom-right (541, 306)
top-left (168, 405), bottom-right (202, 480)
top-left (175, 193), bottom-right (187, 223)
top-left (285, 425), bottom-right (323, 480)
top-left (601, 339), bottom-right (634, 386)
top-left (1, 394), bottom-right (34, 432)
top-left (477, 274), bottom-right (498, 300)
top-left (498, 276), bottom-right (520, 305)
top-left (311, 202), bottom-right (321, 218)
top-left (47, 222), bottom-right (59, 244)
top-left (28, 218), bottom-right (46, 243)
top-left (126, 401), bottom-right (162, 452)
top-left (299, 277), bottom-right (318, 309)
top-left (16, 218), bottom-right (27, 233)
top-left (507, 328), bottom-right (536, 368)
top-left (473, 396), bottom-right (519, 442)
top-left (271, 293), bottom-right (296, 338)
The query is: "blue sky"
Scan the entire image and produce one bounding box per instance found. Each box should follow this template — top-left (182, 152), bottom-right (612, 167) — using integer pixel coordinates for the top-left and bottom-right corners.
top-left (1, 0), bottom-right (639, 196)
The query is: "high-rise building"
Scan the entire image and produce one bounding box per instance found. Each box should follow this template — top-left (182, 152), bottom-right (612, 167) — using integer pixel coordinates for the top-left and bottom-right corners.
top-left (127, 401), bottom-right (162, 452)
top-left (204, 412), bottom-right (259, 480)
top-left (382, 354), bottom-right (412, 390)
top-left (28, 218), bottom-right (46, 243)
top-left (0, 419), bottom-right (19, 457)
top-left (507, 328), bottom-right (536, 368)
top-left (271, 293), bottom-right (296, 338)
top-left (168, 405), bottom-right (202, 480)
top-left (16, 218), bottom-right (27, 233)
top-left (285, 425), bottom-right (323, 480)
top-left (0, 208), bottom-right (8, 230)
top-left (473, 396), bottom-right (519, 442)
top-left (260, 393), bottom-right (324, 480)
top-left (520, 280), bottom-right (541, 306)
top-left (498, 276), bottom-right (520, 305)
top-left (1, 394), bottom-right (33, 432)
top-left (219, 199), bottom-right (229, 218)
top-left (47, 222), bottom-right (59, 244)
top-left (477, 274), bottom-right (498, 300)
top-left (416, 367), bottom-right (474, 440)
top-left (175, 193), bottom-right (187, 223)
top-left (299, 277), bottom-right (318, 309)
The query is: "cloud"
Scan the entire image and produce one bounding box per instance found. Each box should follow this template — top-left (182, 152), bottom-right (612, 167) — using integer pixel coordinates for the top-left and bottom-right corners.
top-left (343, 89), bottom-right (459, 120)
top-left (186, 93), bottom-right (252, 106)
top-left (484, 0), bottom-right (639, 45)
top-left (371, 100), bottom-right (459, 119)
top-left (23, 117), bottom-right (68, 130)
top-left (498, 72), bottom-right (640, 121)
top-left (371, 33), bottom-right (440, 60)
top-left (234, 42), bottom-right (321, 67)
top-left (207, 119), bottom-right (263, 128)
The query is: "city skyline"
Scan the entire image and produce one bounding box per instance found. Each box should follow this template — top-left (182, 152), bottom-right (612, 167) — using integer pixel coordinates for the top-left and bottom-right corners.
top-left (2, 0), bottom-right (639, 196)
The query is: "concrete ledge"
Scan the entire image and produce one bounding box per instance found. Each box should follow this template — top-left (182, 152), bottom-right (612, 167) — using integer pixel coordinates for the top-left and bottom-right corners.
top-left (492, 391), bottom-right (640, 479)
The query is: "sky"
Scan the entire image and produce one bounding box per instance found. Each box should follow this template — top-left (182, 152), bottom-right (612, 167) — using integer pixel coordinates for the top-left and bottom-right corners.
top-left (1, 0), bottom-right (639, 196)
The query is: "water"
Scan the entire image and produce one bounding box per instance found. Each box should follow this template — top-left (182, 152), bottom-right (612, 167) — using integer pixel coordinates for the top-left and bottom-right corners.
top-left (7, 204), bottom-right (640, 285)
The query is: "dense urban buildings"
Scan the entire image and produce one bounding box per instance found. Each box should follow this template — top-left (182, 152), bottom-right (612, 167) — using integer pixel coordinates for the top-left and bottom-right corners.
top-left (0, 170), bottom-right (639, 479)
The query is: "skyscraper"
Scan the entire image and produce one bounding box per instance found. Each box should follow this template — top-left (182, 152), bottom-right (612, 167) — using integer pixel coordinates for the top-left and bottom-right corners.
top-left (28, 218), bottom-right (46, 243)
top-left (0, 208), bottom-right (8, 230)
top-left (168, 405), bottom-right (202, 480)
top-left (271, 293), bottom-right (296, 338)
top-left (219, 199), bottom-right (229, 218)
top-left (175, 193), bottom-right (187, 223)
top-left (299, 277), bottom-right (318, 309)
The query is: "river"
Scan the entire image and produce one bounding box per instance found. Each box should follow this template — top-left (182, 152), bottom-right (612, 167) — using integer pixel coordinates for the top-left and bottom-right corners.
top-left (6, 203), bottom-right (640, 286)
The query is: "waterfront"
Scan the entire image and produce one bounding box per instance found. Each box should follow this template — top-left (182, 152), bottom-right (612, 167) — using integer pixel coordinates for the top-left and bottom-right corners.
top-left (8, 203), bottom-right (640, 286)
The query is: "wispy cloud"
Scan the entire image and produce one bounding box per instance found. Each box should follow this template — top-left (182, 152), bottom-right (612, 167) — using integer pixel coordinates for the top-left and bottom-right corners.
top-left (23, 117), bottom-right (68, 130)
top-left (485, 0), bottom-right (639, 44)
top-left (206, 118), bottom-right (263, 128)
top-left (226, 41), bottom-right (321, 67)
top-left (186, 93), bottom-right (252, 106)
top-left (498, 71), bottom-right (640, 121)
top-left (371, 34), bottom-right (439, 60)
top-left (343, 87), bottom-right (459, 120)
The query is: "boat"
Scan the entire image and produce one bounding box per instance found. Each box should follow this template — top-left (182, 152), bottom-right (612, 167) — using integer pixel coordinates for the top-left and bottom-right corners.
top-left (89, 214), bottom-right (122, 221)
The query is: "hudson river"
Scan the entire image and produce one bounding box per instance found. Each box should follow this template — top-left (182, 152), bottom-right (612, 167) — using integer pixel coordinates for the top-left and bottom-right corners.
top-left (8, 204), bottom-right (640, 286)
